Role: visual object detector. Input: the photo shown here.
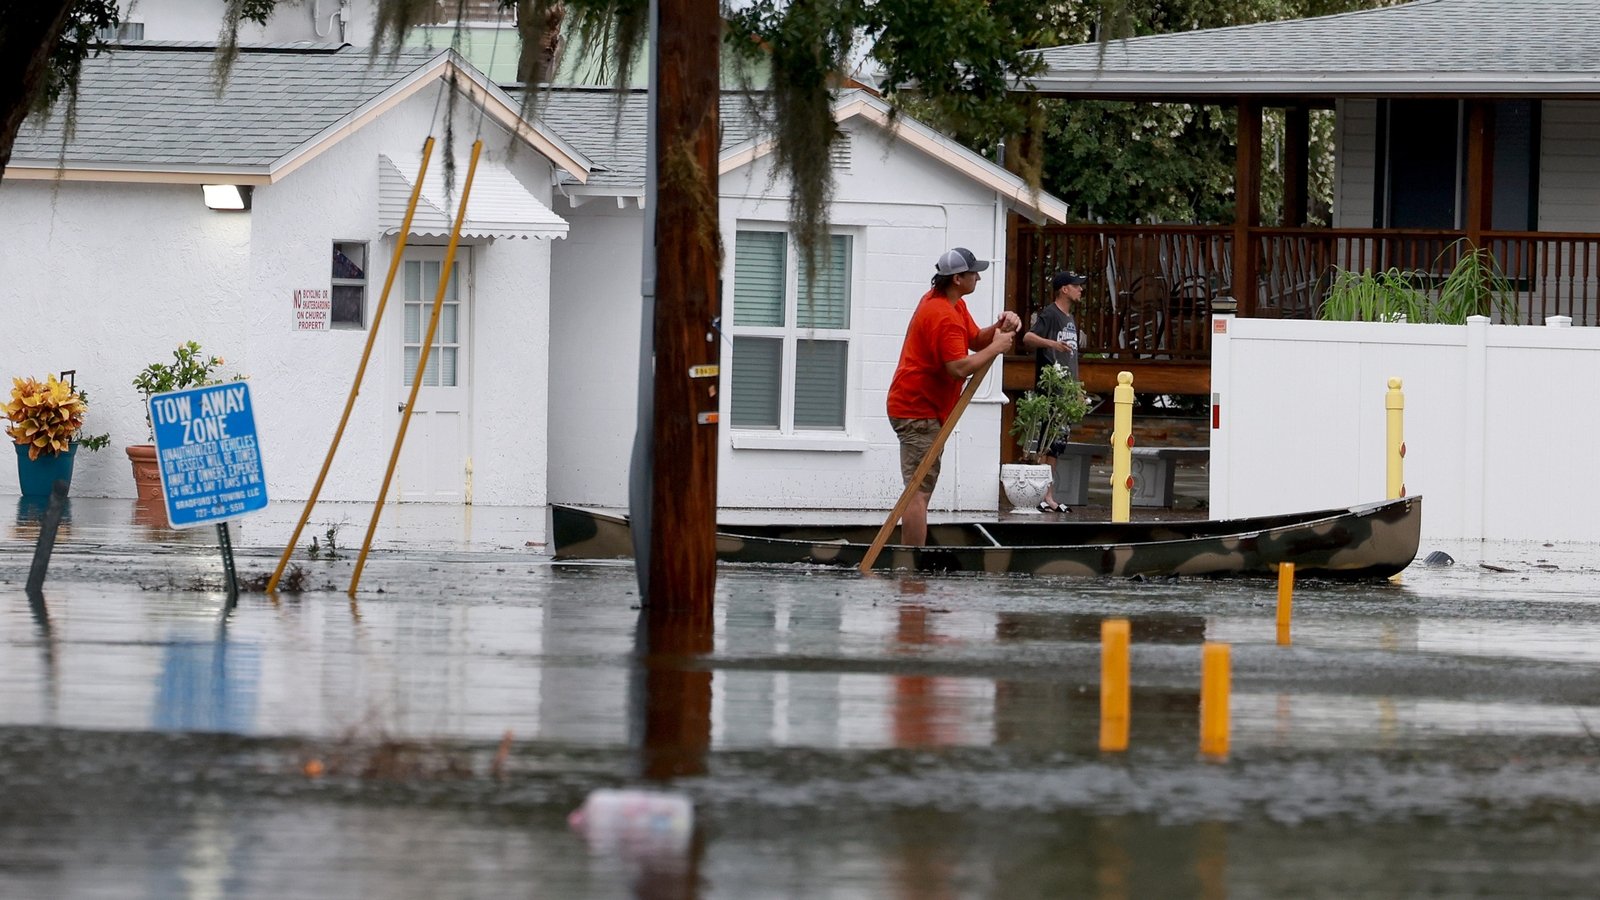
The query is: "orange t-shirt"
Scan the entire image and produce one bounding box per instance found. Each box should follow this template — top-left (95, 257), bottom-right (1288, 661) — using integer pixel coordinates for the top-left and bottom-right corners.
top-left (886, 289), bottom-right (981, 423)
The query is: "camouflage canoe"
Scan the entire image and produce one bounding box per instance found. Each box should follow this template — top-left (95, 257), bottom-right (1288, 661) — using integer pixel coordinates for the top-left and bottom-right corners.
top-left (551, 496), bottom-right (1422, 579)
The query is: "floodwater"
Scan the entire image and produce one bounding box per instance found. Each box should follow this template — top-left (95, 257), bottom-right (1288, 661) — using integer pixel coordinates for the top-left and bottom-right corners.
top-left (5, 498), bottom-right (1600, 898)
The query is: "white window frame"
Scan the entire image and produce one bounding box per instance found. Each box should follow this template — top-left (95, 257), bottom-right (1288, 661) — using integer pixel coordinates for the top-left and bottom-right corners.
top-left (726, 223), bottom-right (866, 452)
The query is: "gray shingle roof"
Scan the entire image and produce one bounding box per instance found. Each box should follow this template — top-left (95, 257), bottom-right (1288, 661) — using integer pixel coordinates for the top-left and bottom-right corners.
top-left (525, 87), bottom-right (767, 190)
top-left (1031, 0), bottom-right (1600, 97)
top-left (11, 43), bottom-right (445, 171)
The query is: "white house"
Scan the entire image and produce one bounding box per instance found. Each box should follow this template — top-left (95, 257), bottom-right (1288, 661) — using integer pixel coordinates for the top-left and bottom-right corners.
top-left (1, 43), bottom-right (589, 507)
top-left (4, 33), bottom-right (1068, 515)
top-left (537, 87), bottom-right (1068, 511)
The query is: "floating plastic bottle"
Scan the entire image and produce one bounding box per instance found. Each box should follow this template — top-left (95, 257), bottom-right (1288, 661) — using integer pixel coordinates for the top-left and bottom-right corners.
top-left (568, 788), bottom-right (694, 857)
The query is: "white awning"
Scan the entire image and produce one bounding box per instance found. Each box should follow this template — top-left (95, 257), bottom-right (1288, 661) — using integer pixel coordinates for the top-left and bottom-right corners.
top-left (379, 153), bottom-right (569, 240)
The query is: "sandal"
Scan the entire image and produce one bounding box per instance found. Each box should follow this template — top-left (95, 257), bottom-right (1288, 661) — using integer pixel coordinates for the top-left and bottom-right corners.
top-left (1037, 501), bottom-right (1054, 513)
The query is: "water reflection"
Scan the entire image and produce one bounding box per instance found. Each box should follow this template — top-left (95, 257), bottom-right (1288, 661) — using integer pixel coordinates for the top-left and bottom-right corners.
top-left (996, 612), bottom-right (1208, 645)
top-left (133, 498), bottom-right (172, 530)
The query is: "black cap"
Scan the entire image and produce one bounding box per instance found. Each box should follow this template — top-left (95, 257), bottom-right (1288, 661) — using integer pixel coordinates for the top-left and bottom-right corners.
top-left (1052, 271), bottom-right (1088, 290)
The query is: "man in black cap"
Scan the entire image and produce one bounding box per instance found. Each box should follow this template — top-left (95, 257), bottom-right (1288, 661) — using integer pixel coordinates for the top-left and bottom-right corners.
top-left (1018, 270), bottom-right (1086, 512)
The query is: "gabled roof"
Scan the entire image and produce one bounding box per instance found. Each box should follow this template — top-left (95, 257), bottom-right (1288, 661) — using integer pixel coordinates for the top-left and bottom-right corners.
top-left (1030, 0), bottom-right (1600, 99)
top-left (8, 42), bottom-right (591, 184)
top-left (535, 87), bottom-right (1068, 223)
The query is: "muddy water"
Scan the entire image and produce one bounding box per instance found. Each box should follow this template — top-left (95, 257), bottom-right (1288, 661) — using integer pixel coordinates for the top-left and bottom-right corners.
top-left (6, 539), bottom-right (1600, 897)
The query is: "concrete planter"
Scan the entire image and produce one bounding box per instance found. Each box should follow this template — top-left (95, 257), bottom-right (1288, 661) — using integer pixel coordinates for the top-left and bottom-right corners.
top-left (1000, 463), bottom-right (1054, 512)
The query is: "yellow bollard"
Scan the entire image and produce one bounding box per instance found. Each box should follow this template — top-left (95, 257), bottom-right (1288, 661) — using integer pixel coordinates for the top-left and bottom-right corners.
top-left (1386, 377), bottom-right (1405, 499)
top-left (1110, 371), bottom-right (1135, 523)
top-left (1100, 618), bottom-right (1131, 752)
top-left (1199, 642), bottom-right (1231, 758)
top-left (1276, 562), bottom-right (1295, 646)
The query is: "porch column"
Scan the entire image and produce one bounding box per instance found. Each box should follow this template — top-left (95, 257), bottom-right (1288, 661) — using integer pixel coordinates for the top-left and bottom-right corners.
top-left (1463, 100), bottom-right (1495, 249)
top-left (1233, 98), bottom-right (1262, 317)
top-left (1283, 105), bottom-right (1310, 228)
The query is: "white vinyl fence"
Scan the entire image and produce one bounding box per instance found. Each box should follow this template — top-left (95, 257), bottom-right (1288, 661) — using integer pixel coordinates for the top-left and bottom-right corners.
top-left (1210, 315), bottom-right (1600, 543)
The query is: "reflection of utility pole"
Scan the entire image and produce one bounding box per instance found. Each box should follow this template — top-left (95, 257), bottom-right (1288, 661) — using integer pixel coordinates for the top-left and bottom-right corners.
top-left (634, 0), bottom-right (721, 611)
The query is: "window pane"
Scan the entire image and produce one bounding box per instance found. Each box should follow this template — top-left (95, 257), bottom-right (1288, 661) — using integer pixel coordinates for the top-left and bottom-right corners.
top-left (797, 234), bottom-right (850, 329)
top-left (794, 340), bottom-right (847, 430)
top-left (404, 262), bottom-right (421, 301)
top-left (404, 346), bottom-right (419, 386)
top-left (439, 347), bottom-right (457, 386)
top-left (423, 261), bottom-right (441, 294)
top-left (424, 349), bottom-right (439, 386)
top-left (441, 304), bottom-right (457, 344)
top-left (733, 231), bottom-right (786, 327)
top-left (333, 242), bottom-right (366, 279)
top-left (404, 304), bottom-right (420, 343)
top-left (332, 285), bottom-right (364, 326)
top-left (731, 337), bottom-right (782, 429)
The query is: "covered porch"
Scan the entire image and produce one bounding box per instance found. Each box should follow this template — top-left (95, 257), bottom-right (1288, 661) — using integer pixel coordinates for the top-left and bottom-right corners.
top-left (1004, 0), bottom-right (1600, 399)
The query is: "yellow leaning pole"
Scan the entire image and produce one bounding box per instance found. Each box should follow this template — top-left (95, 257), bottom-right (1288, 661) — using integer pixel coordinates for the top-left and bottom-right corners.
top-left (266, 138), bottom-right (437, 594)
top-left (1386, 377), bottom-right (1405, 499)
top-left (1110, 371), bottom-right (1135, 522)
top-left (347, 139), bottom-right (484, 597)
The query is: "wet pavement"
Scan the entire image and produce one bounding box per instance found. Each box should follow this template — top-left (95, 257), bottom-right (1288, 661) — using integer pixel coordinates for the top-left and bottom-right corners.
top-left (5, 493), bottom-right (1600, 897)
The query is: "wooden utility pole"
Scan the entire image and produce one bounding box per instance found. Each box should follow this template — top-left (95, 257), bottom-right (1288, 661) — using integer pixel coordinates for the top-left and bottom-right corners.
top-left (646, 0), bottom-right (722, 610)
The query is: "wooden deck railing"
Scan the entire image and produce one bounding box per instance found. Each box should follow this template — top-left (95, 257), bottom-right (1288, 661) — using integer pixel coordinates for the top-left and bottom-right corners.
top-left (1011, 225), bottom-right (1600, 366)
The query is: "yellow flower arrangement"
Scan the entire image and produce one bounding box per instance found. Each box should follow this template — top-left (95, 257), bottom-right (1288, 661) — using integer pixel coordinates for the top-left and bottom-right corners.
top-left (4, 374), bottom-right (103, 460)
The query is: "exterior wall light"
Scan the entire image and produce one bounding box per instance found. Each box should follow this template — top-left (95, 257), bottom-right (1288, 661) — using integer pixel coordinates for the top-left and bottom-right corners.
top-left (203, 184), bottom-right (252, 210)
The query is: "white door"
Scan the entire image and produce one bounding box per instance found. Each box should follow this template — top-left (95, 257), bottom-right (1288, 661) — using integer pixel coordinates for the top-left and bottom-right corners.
top-left (395, 247), bottom-right (470, 502)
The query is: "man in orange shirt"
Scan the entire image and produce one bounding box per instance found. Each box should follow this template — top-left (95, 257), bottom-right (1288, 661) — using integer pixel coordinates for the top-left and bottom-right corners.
top-left (886, 247), bottom-right (1020, 546)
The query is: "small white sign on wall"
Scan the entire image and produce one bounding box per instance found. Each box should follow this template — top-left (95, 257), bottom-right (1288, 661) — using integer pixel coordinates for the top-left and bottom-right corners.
top-left (293, 288), bottom-right (331, 331)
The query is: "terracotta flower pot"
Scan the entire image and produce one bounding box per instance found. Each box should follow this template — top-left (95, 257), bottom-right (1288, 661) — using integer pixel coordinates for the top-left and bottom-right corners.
top-left (125, 443), bottom-right (163, 501)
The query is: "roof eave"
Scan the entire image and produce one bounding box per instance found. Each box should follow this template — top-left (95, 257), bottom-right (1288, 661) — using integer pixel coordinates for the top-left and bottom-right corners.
top-left (1027, 73), bottom-right (1600, 99)
top-left (2, 164), bottom-right (272, 184)
top-left (719, 91), bottom-right (1070, 225)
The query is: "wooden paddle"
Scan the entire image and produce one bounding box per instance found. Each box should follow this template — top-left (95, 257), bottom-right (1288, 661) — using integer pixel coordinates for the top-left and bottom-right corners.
top-left (859, 355), bottom-right (999, 573)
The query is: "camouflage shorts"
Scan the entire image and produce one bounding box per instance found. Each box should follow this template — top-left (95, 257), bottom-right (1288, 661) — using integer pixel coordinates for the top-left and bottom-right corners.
top-left (891, 417), bottom-right (942, 494)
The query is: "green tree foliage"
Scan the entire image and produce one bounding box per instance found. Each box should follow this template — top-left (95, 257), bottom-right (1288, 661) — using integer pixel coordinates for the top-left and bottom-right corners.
top-left (7, 1), bottom-right (1402, 238)
top-left (896, 0), bottom-right (1401, 226)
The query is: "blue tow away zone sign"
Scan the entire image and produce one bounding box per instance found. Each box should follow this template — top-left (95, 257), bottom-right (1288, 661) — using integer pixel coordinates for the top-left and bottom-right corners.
top-left (150, 382), bottom-right (268, 528)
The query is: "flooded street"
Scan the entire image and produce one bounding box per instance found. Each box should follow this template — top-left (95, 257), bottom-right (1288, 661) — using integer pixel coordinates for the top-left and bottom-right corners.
top-left (5, 499), bottom-right (1600, 897)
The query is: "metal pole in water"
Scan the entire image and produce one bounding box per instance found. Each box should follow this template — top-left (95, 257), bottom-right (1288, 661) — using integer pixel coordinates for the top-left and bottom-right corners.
top-left (1200, 642), bottom-right (1231, 759)
top-left (25, 480), bottom-right (69, 597)
top-left (217, 522), bottom-right (239, 601)
top-left (1100, 618), bottom-right (1130, 752)
top-left (1276, 562), bottom-right (1295, 646)
top-left (1110, 371), bottom-right (1135, 522)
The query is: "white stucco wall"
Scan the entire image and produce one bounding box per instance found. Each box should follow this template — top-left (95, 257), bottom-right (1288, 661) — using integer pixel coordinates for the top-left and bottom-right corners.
top-left (548, 116), bottom-right (1014, 512)
top-left (1, 87), bottom-right (555, 506)
top-left (546, 199), bottom-right (645, 507)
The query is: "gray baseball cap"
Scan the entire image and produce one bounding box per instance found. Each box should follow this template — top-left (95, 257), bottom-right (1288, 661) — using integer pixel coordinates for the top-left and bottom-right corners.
top-left (935, 247), bottom-right (990, 275)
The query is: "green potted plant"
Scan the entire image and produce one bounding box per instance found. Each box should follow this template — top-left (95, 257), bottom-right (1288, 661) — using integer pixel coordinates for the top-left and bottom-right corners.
top-left (128, 341), bottom-right (230, 501)
top-left (1319, 243), bottom-right (1522, 324)
top-left (5, 372), bottom-right (110, 498)
top-left (1003, 363), bottom-right (1089, 512)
